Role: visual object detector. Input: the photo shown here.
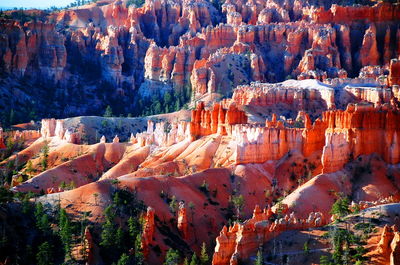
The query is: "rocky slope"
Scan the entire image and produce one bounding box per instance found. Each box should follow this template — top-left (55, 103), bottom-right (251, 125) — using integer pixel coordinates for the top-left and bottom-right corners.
top-left (1, 0), bottom-right (400, 264)
top-left (1, 0), bottom-right (400, 125)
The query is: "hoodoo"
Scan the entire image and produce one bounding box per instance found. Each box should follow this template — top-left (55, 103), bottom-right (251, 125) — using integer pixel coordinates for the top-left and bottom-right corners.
top-left (1, 0), bottom-right (400, 264)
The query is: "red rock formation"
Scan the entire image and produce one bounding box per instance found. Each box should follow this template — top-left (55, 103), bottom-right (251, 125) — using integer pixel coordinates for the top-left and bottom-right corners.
top-left (212, 206), bottom-right (326, 265)
top-left (389, 58), bottom-right (400, 87)
top-left (311, 2), bottom-right (400, 24)
top-left (84, 227), bottom-right (94, 265)
top-left (234, 123), bottom-right (303, 164)
top-left (232, 79), bottom-right (335, 111)
top-left (391, 232), bottom-right (400, 265)
top-left (384, 27), bottom-right (392, 65)
top-left (227, 12), bottom-right (242, 26)
top-left (41, 119), bottom-right (57, 138)
top-left (190, 102), bottom-right (247, 139)
top-left (0, 20), bottom-right (67, 81)
top-left (359, 25), bottom-right (379, 67)
top-left (302, 115), bottom-right (327, 157)
top-left (40, 118), bottom-right (80, 143)
top-left (0, 128), bottom-right (6, 149)
top-left (177, 201), bottom-right (189, 240)
top-left (322, 104), bottom-right (400, 173)
top-left (296, 25), bottom-right (342, 79)
top-left (142, 43), bottom-right (194, 94)
top-left (142, 206), bottom-right (155, 258)
top-left (336, 24), bottom-right (352, 73)
top-left (95, 26), bottom-right (125, 85)
top-left (344, 85), bottom-right (392, 106)
top-left (377, 224), bottom-right (394, 255)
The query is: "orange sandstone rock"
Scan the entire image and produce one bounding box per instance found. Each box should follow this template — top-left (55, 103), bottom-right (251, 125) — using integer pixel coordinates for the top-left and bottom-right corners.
top-left (142, 206), bottom-right (155, 258)
top-left (391, 232), bottom-right (400, 265)
top-left (389, 58), bottom-right (400, 87)
top-left (177, 201), bottom-right (189, 241)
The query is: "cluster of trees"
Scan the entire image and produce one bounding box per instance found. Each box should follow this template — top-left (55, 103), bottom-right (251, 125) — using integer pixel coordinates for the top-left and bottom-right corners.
top-left (0, 137), bottom-right (26, 185)
top-left (102, 85), bottom-right (191, 118)
top-left (0, 196), bottom-right (69, 265)
top-left (0, 185), bottom-right (149, 265)
top-left (135, 89), bottom-right (190, 117)
top-left (99, 188), bottom-right (147, 264)
top-left (165, 242), bottom-right (209, 265)
top-left (320, 195), bottom-right (368, 265)
top-left (0, 9), bottom-right (43, 23)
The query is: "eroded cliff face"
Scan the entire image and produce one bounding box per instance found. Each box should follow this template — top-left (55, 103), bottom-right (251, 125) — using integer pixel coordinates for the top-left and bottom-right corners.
top-left (1, 0), bottom-right (400, 123)
top-left (4, 97), bottom-right (400, 264)
top-left (2, 1), bottom-right (400, 264)
top-left (0, 20), bottom-right (66, 81)
top-left (321, 104), bottom-right (400, 173)
top-left (212, 205), bottom-right (326, 265)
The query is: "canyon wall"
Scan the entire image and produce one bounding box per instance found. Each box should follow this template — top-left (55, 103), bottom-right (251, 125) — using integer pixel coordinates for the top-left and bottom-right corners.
top-left (212, 205), bottom-right (326, 265)
top-left (1, 1), bottom-right (400, 119)
top-left (322, 104), bottom-right (400, 173)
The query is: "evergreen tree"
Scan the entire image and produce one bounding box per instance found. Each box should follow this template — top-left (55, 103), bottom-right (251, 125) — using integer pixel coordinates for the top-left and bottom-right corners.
top-left (331, 195), bottom-right (351, 219)
top-left (320, 255), bottom-right (332, 265)
top-left (0, 186), bottom-right (13, 204)
top-left (9, 109), bottom-right (15, 126)
top-left (134, 233), bottom-right (144, 264)
top-left (200, 242), bottom-right (209, 265)
top-left (117, 253), bottom-right (130, 265)
top-left (116, 227), bottom-right (124, 250)
top-left (40, 141), bottom-right (49, 170)
top-left (154, 101), bottom-right (162, 114)
top-left (39, 214), bottom-right (51, 234)
top-left (174, 98), bottom-right (181, 111)
top-left (169, 195), bottom-right (178, 216)
top-left (34, 202), bottom-right (44, 221)
top-left (190, 253), bottom-right (199, 265)
top-left (100, 206), bottom-right (116, 248)
top-left (164, 248), bottom-right (180, 265)
top-left (36, 242), bottom-right (53, 265)
top-left (59, 208), bottom-right (72, 256)
top-left (254, 249), bottom-right (263, 265)
top-left (104, 105), bottom-right (113, 117)
top-left (230, 194), bottom-right (244, 221)
top-left (26, 160), bottom-right (34, 175)
top-left (35, 202), bottom-right (51, 234)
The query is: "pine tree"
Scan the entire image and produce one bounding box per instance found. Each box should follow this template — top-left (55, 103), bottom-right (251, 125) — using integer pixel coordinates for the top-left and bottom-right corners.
top-left (9, 108), bottom-right (15, 126)
top-left (26, 160), bottom-right (34, 175)
top-left (100, 206), bottom-right (116, 248)
top-left (36, 241), bottom-right (53, 265)
top-left (200, 242), bottom-right (209, 265)
top-left (40, 142), bottom-right (49, 170)
top-left (35, 202), bottom-right (51, 234)
top-left (59, 208), bottom-right (72, 256)
top-left (320, 255), bottom-right (332, 265)
top-left (230, 194), bottom-right (244, 221)
top-left (134, 233), bottom-right (144, 264)
top-left (164, 248), bottom-right (180, 265)
top-left (104, 105), bottom-right (113, 117)
top-left (116, 227), bottom-right (124, 250)
top-left (169, 195), bottom-right (178, 216)
top-left (254, 249), bottom-right (263, 265)
top-left (34, 202), bottom-right (44, 221)
top-left (190, 253), bottom-right (199, 265)
top-left (39, 214), bottom-right (51, 234)
top-left (117, 253), bottom-right (130, 265)
top-left (331, 195), bottom-right (351, 219)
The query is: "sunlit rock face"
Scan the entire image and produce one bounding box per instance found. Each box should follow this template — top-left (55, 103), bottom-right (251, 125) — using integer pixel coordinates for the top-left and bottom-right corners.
top-left (2, 0), bottom-right (400, 264)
